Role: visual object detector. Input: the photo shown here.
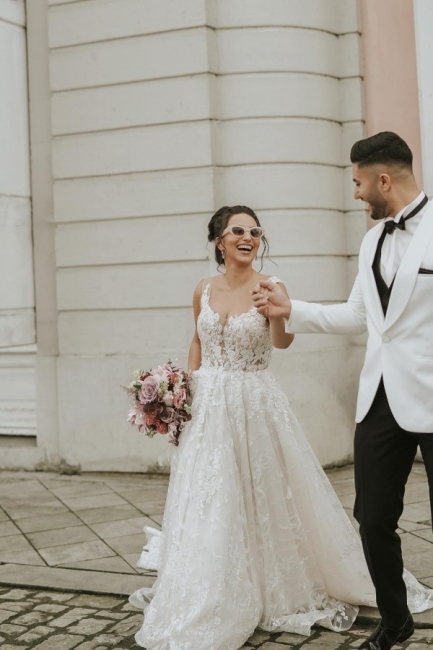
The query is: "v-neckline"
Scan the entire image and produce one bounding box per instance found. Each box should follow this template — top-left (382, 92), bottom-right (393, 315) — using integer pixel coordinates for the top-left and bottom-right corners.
top-left (203, 283), bottom-right (259, 327)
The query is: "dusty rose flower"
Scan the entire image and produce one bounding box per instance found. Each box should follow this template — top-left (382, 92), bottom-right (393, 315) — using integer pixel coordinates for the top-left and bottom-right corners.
top-left (160, 406), bottom-right (176, 424)
top-left (173, 387), bottom-right (187, 408)
top-left (139, 376), bottom-right (159, 404)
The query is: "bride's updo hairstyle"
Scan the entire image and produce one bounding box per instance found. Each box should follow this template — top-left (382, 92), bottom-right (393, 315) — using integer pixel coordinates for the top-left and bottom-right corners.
top-left (207, 205), bottom-right (270, 271)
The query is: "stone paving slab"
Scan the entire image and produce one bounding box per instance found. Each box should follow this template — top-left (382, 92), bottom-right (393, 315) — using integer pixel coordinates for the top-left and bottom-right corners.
top-left (77, 504), bottom-right (145, 525)
top-left (39, 539), bottom-right (117, 567)
top-left (88, 517), bottom-right (154, 540)
top-left (0, 565), bottom-right (153, 595)
top-left (0, 549), bottom-right (46, 567)
top-left (0, 521), bottom-right (20, 537)
top-left (60, 557), bottom-right (136, 575)
top-left (17, 512), bottom-right (84, 534)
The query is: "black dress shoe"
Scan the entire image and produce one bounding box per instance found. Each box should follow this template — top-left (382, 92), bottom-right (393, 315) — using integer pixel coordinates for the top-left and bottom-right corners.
top-left (359, 614), bottom-right (414, 650)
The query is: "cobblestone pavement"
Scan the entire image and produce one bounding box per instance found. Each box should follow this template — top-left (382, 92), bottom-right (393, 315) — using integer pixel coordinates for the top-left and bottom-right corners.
top-left (0, 585), bottom-right (433, 649)
top-left (0, 463), bottom-right (432, 649)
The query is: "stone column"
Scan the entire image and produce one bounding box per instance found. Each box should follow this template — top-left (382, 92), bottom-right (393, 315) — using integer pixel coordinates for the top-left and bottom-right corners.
top-left (27, 0), bottom-right (60, 469)
top-left (0, 1), bottom-right (33, 348)
top-left (48, 0), bottom-right (216, 470)
top-left (211, 0), bottom-right (365, 465)
top-left (0, 0), bottom-right (37, 452)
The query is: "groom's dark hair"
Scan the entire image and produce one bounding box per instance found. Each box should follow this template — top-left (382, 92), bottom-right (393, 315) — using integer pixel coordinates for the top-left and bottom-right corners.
top-left (350, 131), bottom-right (413, 170)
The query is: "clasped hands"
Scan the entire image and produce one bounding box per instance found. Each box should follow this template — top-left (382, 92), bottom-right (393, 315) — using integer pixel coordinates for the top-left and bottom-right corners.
top-left (251, 280), bottom-right (292, 320)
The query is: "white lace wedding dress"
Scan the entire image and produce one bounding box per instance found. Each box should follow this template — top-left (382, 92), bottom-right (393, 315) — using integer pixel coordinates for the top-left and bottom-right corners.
top-left (130, 278), bottom-right (433, 650)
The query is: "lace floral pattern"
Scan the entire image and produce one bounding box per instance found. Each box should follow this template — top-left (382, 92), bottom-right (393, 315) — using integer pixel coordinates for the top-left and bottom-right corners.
top-left (193, 445), bottom-right (224, 519)
top-left (198, 281), bottom-right (273, 372)
top-left (130, 276), bottom-right (433, 650)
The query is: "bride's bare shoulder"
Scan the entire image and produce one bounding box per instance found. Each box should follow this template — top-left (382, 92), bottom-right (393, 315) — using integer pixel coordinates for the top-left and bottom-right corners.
top-left (193, 276), bottom-right (215, 298)
top-left (201, 275), bottom-right (226, 290)
top-left (192, 277), bottom-right (212, 313)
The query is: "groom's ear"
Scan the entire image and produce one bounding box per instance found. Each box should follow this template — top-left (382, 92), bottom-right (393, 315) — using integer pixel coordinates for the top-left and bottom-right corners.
top-left (378, 173), bottom-right (392, 192)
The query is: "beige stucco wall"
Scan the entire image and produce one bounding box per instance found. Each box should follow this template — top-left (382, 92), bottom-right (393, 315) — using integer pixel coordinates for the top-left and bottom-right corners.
top-left (360, 0), bottom-right (423, 184)
top-left (413, 0), bottom-right (433, 196)
top-left (43, 0), bottom-right (366, 471)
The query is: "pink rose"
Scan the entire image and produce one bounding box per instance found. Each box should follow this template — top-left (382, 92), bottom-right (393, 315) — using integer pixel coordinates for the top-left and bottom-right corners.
top-left (139, 376), bottom-right (159, 404)
top-left (160, 406), bottom-right (176, 424)
top-left (173, 387), bottom-right (186, 408)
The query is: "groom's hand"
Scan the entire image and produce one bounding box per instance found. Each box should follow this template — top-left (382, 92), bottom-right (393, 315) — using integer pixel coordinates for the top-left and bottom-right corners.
top-left (252, 280), bottom-right (292, 319)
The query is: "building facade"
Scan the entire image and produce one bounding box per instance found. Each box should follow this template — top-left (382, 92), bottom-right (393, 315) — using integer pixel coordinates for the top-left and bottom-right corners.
top-left (0, 0), bottom-right (432, 472)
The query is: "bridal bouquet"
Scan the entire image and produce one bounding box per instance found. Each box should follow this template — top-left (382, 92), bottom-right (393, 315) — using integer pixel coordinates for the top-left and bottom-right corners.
top-left (124, 361), bottom-right (192, 446)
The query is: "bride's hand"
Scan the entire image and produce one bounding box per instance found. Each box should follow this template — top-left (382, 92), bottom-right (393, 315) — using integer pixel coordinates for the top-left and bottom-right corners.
top-left (252, 280), bottom-right (292, 319)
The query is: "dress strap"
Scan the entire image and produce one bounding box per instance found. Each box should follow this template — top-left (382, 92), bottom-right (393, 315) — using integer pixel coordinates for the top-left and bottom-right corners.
top-left (268, 276), bottom-right (282, 284)
top-left (201, 278), bottom-right (212, 304)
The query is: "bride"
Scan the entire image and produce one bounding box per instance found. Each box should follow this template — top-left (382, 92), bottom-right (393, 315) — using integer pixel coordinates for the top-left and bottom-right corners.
top-left (130, 205), bottom-right (433, 650)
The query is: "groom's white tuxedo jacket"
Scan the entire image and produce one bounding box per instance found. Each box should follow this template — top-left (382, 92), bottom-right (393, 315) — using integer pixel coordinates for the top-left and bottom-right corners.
top-left (287, 199), bottom-right (433, 433)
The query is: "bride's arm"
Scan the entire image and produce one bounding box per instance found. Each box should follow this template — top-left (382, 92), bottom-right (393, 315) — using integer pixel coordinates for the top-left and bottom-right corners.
top-left (269, 317), bottom-right (295, 349)
top-left (268, 283), bottom-right (295, 349)
top-left (187, 282), bottom-right (203, 371)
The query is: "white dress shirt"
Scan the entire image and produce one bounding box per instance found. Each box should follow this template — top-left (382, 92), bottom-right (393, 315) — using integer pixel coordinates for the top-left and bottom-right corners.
top-left (381, 191), bottom-right (427, 285)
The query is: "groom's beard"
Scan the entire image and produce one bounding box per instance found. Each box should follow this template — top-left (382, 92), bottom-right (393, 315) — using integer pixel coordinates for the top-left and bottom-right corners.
top-left (367, 193), bottom-right (389, 221)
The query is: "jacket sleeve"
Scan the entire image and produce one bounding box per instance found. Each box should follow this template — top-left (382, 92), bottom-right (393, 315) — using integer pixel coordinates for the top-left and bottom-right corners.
top-left (286, 273), bottom-right (367, 335)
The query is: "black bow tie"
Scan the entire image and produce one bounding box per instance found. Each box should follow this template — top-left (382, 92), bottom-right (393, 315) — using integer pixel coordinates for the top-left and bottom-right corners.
top-left (384, 218), bottom-right (405, 234)
top-left (383, 194), bottom-right (428, 235)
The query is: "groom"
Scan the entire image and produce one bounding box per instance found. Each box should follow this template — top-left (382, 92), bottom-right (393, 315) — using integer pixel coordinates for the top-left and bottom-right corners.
top-left (252, 131), bottom-right (433, 650)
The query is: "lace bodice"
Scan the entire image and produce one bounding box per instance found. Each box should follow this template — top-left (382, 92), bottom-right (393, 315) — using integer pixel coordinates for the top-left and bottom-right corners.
top-left (197, 277), bottom-right (282, 372)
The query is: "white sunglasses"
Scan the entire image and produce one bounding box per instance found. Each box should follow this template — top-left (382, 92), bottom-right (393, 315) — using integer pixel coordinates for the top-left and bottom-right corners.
top-left (221, 225), bottom-right (264, 239)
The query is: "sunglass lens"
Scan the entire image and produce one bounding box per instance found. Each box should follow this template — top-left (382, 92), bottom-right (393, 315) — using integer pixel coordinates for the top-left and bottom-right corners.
top-left (231, 226), bottom-right (245, 236)
top-left (250, 228), bottom-right (263, 238)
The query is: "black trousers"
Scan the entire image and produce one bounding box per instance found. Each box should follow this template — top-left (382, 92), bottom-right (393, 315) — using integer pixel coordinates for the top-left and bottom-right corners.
top-left (354, 378), bottom-right (433, 628)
